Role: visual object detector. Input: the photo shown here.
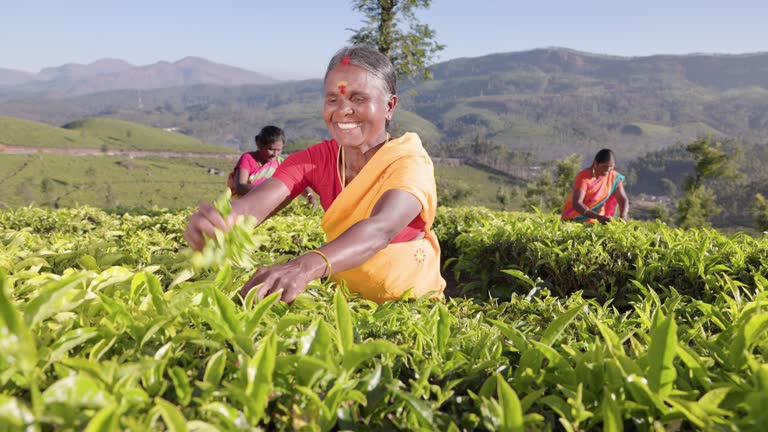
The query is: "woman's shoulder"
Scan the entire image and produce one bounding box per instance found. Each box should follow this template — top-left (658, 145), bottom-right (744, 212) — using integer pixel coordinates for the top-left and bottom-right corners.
top-left (237, 152), bottom-right (257, 165)
top-left (575, 168), bottom-right (592, 179)
top-left (291, 139), bottom-right (337, 157)
top-left (282, 140), bottom-right (337, 165)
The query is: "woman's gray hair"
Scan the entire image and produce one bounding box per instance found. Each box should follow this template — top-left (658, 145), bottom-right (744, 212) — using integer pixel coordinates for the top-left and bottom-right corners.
top-left (324, 45), bottom-right (396, 96)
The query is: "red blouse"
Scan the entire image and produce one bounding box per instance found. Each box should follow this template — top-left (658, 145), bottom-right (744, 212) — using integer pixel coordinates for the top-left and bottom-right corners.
top-left (272, 140), bottom-right (425, 243)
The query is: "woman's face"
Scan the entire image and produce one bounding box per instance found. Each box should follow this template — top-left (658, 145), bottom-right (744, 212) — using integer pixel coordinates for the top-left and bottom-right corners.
top-left (257, 140), bottom-right (284, 162)
top-left (593, 158), bottom-right (615, 176)
top-left (323, 64), bottom-right (397, 151)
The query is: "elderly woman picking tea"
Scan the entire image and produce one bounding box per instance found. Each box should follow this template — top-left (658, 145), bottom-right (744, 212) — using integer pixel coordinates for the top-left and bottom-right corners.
top-left (184, 45), bottom-right (445, 304)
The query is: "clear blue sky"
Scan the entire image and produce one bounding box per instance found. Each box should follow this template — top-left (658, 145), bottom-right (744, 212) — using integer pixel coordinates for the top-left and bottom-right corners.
top-left (3, 0), bottom-right (766, 80)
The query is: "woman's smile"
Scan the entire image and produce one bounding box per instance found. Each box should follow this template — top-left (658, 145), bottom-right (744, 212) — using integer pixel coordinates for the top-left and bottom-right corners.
top-left (337, 122), bottom-right (361, 130)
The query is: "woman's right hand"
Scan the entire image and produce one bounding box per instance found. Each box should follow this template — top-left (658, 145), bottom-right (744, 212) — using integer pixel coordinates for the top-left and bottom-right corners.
top-left (183, 201), bottom-right (238, 250)
top-left (596, 214), bottom-right (613, 224)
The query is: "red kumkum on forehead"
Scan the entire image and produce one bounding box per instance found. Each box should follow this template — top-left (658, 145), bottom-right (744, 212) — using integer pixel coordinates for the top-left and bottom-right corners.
top-left (341, 55), bottom-right (351, 65)
top-left (337, 80), bottom-right (348, 94)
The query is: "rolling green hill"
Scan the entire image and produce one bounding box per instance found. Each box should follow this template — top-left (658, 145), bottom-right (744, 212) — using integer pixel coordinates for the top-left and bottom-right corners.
top-left (0, 154), bottom-right (235, 209)
top-left (434, 163), bottom-right (522, 210)
top-left (63, 117), bottom-right (237, 153)
top-left (0, 150), bottom-right (520, 211)
top-left (2, 48), bottom-right (768, 163)
top-left (0, 116), bottom-right (236, 153)
top-left (0, 116), bottom-right (105, 148)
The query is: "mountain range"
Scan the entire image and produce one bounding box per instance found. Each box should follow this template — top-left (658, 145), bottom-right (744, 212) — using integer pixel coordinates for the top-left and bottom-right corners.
top-left (0, 57), bottom-right (276, 98)
top-left (1, 48), bottom-right (767, 163)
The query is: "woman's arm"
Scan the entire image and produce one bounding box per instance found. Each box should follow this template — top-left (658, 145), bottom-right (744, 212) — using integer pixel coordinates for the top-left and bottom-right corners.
top-left (242, 189), bottom-right (422, 302)
top-left (184, 178), bottom-right (292, 250)
top-left (615, 182), bottom-right (629, 220)
top-left (234, 168), bottom-right (256, 197)
top-left (302, 187), bottom-right (318, 207)
top-left (572, 188), bottom-right (611, 223)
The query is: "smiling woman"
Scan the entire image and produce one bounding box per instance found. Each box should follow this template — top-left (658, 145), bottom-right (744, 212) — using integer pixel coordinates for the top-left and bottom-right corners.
top-left (184, 45), bottom-right (445, 303)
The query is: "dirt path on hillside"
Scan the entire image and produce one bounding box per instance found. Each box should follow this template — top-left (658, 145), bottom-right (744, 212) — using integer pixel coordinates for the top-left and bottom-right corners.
top-left (0, 143), bottom-right (239, 159)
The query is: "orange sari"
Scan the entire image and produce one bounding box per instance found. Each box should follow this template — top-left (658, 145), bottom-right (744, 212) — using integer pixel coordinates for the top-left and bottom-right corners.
top-left (561, 169), bottom-right (624, 223)
top-left (321, 133), bottom-right (445, 303)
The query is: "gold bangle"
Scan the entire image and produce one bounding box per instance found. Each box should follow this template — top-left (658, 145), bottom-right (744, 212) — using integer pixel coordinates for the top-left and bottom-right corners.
top-left (306, 250), bottom-right (332, 280)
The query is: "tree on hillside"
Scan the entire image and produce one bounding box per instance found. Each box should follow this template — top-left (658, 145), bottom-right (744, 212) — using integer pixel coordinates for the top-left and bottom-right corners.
top-left (525, 154), bottom-right (581, 212)
top-left (675, 136), bottom-right (742, 229)
top-left (752, 193), bottom-right (768, 232)
top-left (436, 177), bottom-right (471, 206)
top-left (496, 186), bottom-right (516, 209)
top-left (349, 0), bottom-right (445, 81)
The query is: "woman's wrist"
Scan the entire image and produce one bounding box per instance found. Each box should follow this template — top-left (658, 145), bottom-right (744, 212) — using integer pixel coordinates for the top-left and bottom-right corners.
top-left (298, 251), bottom-right (330, 280)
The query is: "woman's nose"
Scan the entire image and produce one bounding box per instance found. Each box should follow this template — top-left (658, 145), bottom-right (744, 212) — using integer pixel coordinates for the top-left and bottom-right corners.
top-left (340, 100), bottom-right (354, 114)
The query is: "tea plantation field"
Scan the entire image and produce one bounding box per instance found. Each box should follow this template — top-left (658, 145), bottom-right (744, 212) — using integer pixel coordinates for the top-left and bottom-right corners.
top-left (1, 205), bottom-right (767, 431)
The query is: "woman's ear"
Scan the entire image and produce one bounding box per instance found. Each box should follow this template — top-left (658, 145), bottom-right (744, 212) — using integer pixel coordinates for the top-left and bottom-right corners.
top-left (385, 94), bottom-right (398, 120)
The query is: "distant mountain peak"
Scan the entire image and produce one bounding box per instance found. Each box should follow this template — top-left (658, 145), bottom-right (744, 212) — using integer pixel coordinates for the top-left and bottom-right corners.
top-left (88, 58), bottom-right (134, 68)
top-left (1, 56), bottom-right (278, 96)
top-left (174, 56), bottom-right (212, 66)
top-left (0, 67), bottom-right (36, 86)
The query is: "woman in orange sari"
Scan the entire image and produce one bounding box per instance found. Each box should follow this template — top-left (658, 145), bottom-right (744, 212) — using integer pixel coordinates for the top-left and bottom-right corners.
top-left (184, 45), bottom-right (445, 303)
top-left (561, 149), bottom-right (629, 223)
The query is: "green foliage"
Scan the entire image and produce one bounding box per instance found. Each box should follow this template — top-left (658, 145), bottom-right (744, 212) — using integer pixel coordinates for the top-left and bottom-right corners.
top-left (524, 154), bottom-right (581, 213)
top-left (675, 185), bottom-right (721, 229)
top-left (661, 177), bottom-right (678, 198)
top-left (436, 177), bottom-right (471, 207)
top-left (188, 191), bottom-right (260, 271)
top-left (683, 135), bottom-right (742, 191)
top-left (645, 204), bottom-right (672, 224)
top-left (440, 207), bottom-right (768, 302)
top-left (752, 193), bottom-right (768, 232)
top-left (349, 0), bottom-right (445, 81)
top-left (1, 205), bottom-right (768, 429)
top-left (675, 136), bottom-right (742, 228)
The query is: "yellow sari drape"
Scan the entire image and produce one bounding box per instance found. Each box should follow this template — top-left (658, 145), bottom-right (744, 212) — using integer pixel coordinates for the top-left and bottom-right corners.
top-left (321, 132), bottom-right (446, 303)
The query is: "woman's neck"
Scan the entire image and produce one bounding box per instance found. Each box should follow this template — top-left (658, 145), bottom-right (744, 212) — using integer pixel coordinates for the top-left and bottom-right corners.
top-left (343, 133), bottom-right (389, 173)
top-left (338, 134), bottom-right (390, 187)
top-left (252, 151), bottom-right (266, 165)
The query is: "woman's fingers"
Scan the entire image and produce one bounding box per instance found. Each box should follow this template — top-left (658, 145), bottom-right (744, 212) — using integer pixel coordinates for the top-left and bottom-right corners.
top-left (257, 275), bottom-right (287, 301)
top-left (258, 283), bottom-right (283, 302)
top-left (241, 269), bottom-right (284, 302)
top-left (241, 262), bottom-right (310, 304)
top-left (240, 268), bottom-right (267, 298)
top-left (184, 202), bottom-right (232, 250)
top-left (281, 286), bottom-right (301, 304)
top-left (183, 225), bottom-right (204, 250)
top-left (198, 202), bottom-right (230, 232)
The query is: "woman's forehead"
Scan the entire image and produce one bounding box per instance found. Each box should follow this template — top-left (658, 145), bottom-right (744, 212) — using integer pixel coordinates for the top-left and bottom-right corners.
top-left (325, 65), bottom-right (386, 92)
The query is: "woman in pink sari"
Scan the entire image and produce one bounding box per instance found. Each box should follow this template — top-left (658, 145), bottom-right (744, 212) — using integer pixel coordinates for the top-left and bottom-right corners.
top-left (561, 149), bottom-right (629, 223)
top-left (228, 126), bottom-right (287, 198)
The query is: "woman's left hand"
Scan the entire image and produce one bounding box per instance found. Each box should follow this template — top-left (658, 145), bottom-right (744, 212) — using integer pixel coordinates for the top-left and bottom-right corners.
top-left (306, 193), bottom-right (318, 208)
top-left (240, 260), bottom-right (314, 303)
